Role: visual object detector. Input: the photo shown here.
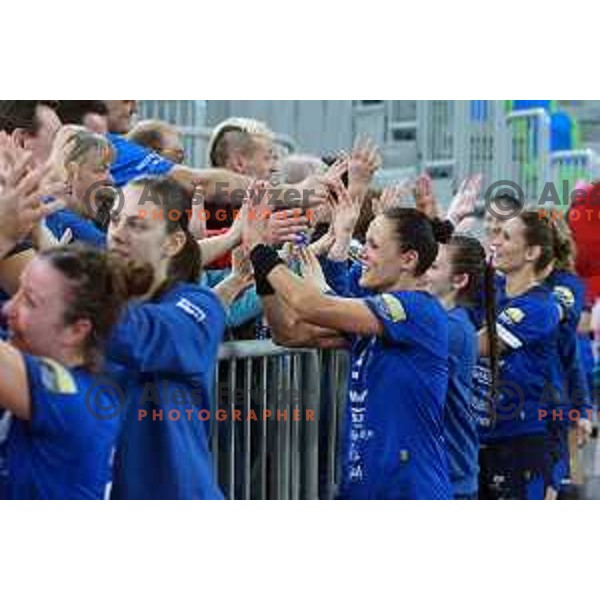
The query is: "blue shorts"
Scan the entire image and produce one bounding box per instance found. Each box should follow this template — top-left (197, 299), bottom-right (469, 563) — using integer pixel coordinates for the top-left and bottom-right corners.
top-left (478, 434), bottom-right (549, 500)
top-left (545, 422), bottom-right (570, 491)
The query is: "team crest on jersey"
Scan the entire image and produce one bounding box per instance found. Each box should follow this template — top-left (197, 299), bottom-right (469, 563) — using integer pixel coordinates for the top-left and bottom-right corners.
top-left (503, 307), bottom-right (525, 324)
top-left (552, 285), bottom-right (575, 310)
top-left (39, 358), bottom-right (78, 395)
top-left (378, 294), bottom-right (407, 322)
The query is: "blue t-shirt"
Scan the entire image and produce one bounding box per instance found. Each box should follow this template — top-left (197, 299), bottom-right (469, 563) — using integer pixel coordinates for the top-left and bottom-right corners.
top-left (108, 133), bottom-right (174, 188)
top-left (544, 270), bottom-right (592, 420)
top-left (487, 285), bottom-right (562, 440)
top-left (337, 290), bottom-right (451, 500)
top-left (107, 282), bottom-right (226, 499)
top-left (45, 209), bottom-right (106, 248)
top-left (4, 355), bottom-right (120, 499)
top-left (444, 307), bottom-right (479, 496)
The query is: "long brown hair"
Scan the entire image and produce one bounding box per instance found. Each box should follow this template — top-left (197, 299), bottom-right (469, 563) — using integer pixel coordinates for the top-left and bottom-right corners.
top-left (42, 244), bottom-right (153, 371)
top-left (128, 177), bottom-right (202, 297)
top-left (448, 235), bottom-right (498, 419)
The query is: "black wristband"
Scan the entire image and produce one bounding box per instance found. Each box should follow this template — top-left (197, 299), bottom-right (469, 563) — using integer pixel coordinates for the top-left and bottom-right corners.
top-left (255, 273), bottom-right (275, 296)
top-left (250, 244), bottom-right (284, 280)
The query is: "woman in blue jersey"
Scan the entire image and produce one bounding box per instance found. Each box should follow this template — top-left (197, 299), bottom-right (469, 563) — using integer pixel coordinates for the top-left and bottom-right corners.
top-left (478, 211), bottom-right (563, 500)
top-left (0, 244), bottom-right (145, 499)
top-left (425, 235), bottom-right (495, 499)
top-left (43, 128), bottom-right (114, 246)
top-left (106, 176), bottom-right (238, 499)
top-left (542, 219), bottom-right (592, 498)
top-left (244, 185), bottom-right (453, 499)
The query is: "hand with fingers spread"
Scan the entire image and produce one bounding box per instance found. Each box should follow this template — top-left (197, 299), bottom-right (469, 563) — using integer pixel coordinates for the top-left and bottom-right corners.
top-left (266, 208), bottom-right (310, 246)
top-left (372, 180), bottom-right (413, 216)
top-left (214, 245), bottom-right (256, 308)
top-left (348, 138), bottom-right (381, 186)
top-left (231, 246), bottom-right (254, 288)
top-left (414, 172), bottom-right (439, 219)
top-left (308, 224), bottom-right (335, 257)
top-left (297, 245), bottom-right (330, 293)
top-left (0, 140), bottom-right (64, 258)
top-left (242, 180), bottom-right (279, 251)
top-left (325, 176), bottom-right (363, 261)
top-left (343, 138), bottom-right (380, 226)
top-left (324, 154), bottom-right (349, 182)
top-left (446, 174), bottom-right (482, 227)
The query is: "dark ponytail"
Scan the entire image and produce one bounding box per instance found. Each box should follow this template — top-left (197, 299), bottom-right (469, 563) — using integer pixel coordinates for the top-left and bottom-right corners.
top-left (483, 255), bottom-right (499, 423)
top-left (431, 218), bottom-right (454, 245)
top-left (384, 207), bottom-right (452, 276)
top-left (447, 235), bottom-right (498, 420)
top-left (128, 177), bottom-right (202, 298)
top-left (41, 244), bottom-right (154, 372)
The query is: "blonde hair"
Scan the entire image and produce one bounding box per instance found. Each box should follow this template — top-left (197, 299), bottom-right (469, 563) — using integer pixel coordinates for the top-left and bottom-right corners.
top-left (207, 117), bottom-right (273, 167)
top-left (63, 129), bottom-right (114, 167)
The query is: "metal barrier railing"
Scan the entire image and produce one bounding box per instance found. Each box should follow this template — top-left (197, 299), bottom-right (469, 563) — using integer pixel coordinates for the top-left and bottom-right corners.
top-left (502, 109), bottom-right (552, 203)
top-left (417, 100), bottom-right (455, 174)
top-left (454, 100), bottom-right (509, 197)
top-left (212, 340), bottom-right (349, 500)
top-left (551, 149), bottom-right (600, 209)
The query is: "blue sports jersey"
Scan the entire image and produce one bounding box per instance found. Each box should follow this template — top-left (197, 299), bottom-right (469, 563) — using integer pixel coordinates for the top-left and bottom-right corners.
top-left (108, 133), bottom-right (174, 188)
top-left (545, 270), bottom-right (592, 418)
top-left (45, 208), bottom-right (107, 248)
top-left (577, 333), bottom-right (595, 401)
top-left (337, 290), bottom-right (452, 500)
top-left (487, 285), bottom-right (562, 440)
top-left (107, 282), bottom-right (226, 499)
top-left (4, 354), bottom-right (120, 499)
top-left (444, 307), bottom-right (479, 497)
top-left (0, 410), bottom-right (11, 499)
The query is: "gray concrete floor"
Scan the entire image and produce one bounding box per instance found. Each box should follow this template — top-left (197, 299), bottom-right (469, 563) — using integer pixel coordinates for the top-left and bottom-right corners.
top-left (580, 436), bottom-right (600, 499)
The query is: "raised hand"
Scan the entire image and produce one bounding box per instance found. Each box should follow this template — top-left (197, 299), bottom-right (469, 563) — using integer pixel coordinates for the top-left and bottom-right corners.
top-left (0, 136), bottom-right (64, 257)
top-left (372, 180), bottom-right (413, 216)
top-left (348, 138), bottom-right (381, 186)
top-left (414, 172), bottom-right (439, 218)
top-left (447, 174), bottom-right (482, 227)
top-left (266, 209), bottom-right (310, 246)
top-left (297, 245), bottom-right (330, 293)
top-left (325, 176), bottom-right (363, 261)
top-left (308, 224), bottom-right (335, 257)
top-left (231, 246), bottom-right (254, 289)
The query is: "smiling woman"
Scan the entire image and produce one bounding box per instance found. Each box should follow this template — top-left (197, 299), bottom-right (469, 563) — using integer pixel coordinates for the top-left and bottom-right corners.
top-left (0, 245), bottom-right (150, 499)
top-left (244, 185), bottom-right (455, 499)
top-left (105, 177), bottom-right (228, 499)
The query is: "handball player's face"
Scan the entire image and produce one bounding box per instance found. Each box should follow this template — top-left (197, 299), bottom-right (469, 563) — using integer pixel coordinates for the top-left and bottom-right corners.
top-left (69, 148), bottom-right (113, 217)
top-left (107, 185), bottom-right (170, 273)
top-left (493, 217), bottom-right (528, 273)
top-left (425, 244), bottom-right (454, 298)
top-left (359, 216), bottom-right (407, 291)
top-left (483, 213), bottom-right (503, 253)
top-left (2, 259), bottom-right (74, 357)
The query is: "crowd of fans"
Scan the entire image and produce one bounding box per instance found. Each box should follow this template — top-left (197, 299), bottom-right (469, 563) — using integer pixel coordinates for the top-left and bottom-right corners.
top-left (0, 99), bottom-right (598, 499)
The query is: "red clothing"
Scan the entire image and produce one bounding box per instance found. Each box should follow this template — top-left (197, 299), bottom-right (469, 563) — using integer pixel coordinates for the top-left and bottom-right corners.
top-left (205, 228), bottom-right (232, 269)
top-left (568, 181), bottom-right (600, 302)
